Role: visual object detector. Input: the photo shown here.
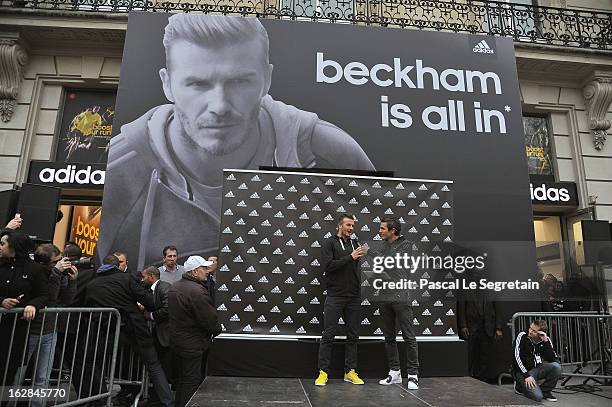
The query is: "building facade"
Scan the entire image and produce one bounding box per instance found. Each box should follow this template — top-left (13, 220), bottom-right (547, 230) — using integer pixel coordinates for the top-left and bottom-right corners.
top-left (1, 0), bottom-right (611, 311)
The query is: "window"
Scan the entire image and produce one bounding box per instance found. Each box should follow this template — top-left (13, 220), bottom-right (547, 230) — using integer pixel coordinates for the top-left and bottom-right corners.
top-left (523, 115), bottom-right (553, 177)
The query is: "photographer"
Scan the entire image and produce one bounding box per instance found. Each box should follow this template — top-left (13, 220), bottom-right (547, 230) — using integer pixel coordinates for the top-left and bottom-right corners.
top-left (512, 319), bottom-right (562, 402)
top-left (0, 230), bottom-right (48, 389)
top-left (16, 244), bottom-right (78, 407)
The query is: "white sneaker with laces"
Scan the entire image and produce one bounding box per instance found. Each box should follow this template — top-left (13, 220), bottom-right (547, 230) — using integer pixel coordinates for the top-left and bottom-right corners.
top-left (407, 375), bottom-right (419, 390)
top-left (379, 369), bottom-right (402, 385)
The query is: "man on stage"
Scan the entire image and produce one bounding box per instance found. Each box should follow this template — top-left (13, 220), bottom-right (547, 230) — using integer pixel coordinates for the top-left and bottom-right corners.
top-left (376, 217), bottom-right (420, 389)
top-left (315, 213), bottom-right (367, 386)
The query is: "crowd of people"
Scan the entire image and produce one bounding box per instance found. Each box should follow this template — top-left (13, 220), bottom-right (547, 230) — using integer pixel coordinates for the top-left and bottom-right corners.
top-left (0, 215), bottom-right (220, 407)
top-left (0, 212), bottom-right (564, 406)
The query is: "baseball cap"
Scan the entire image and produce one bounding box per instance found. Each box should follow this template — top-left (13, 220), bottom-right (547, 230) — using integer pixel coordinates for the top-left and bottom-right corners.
top-left (183, 255), bottom-right (214, 272)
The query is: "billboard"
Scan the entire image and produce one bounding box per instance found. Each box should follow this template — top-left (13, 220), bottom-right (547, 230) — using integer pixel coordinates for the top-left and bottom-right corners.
top-left (100, 13), bottom-right (536, 303)
top-left (56, 89), bottom-right (116, 164)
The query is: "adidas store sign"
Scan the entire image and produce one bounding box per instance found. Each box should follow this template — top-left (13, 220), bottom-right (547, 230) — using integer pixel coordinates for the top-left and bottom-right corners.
top-left (529, 178), bottom-right (577, 207)
top-left (29, 161), bottom-right (106, 189)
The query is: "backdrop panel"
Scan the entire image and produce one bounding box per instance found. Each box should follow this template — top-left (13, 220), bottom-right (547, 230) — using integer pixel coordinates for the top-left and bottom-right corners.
top-left (217, 169), bottom-right (454, 337)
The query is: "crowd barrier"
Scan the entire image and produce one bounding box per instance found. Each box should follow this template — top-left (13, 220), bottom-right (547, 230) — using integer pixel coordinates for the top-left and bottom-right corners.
top-left (511, 312), bottom-right (612, 384)
top-left (0, 308), bottom-right (147, 407)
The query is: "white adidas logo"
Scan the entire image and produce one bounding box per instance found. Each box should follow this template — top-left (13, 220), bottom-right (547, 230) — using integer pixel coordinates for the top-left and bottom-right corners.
top-left (473, 40), bottom-right (494, 54)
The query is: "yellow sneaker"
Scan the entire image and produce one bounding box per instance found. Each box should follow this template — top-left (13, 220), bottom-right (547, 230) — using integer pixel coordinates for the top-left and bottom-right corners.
top-left (344, 369), bottom-right (365, 385)
top-left (315, 370), bottom-right (328, 386)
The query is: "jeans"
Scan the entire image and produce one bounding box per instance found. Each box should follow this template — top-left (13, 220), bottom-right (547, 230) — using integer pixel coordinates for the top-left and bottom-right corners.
top-left (379, 302), bottom-right (419, 375)
top-left (175, 350), bottom-right (208, 407)
top-left (13, 332), bottom-right (58, 407)
top-left (514, 362), bottom-right (562, 402)
top-left (317, 296), bottom-right (361, 373)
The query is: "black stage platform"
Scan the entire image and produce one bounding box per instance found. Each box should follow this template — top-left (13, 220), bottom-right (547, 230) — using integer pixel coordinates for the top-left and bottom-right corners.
top-left (187, 376), bottom-right (539, 407)
top-left (208, 337), bottom-right (469, 378)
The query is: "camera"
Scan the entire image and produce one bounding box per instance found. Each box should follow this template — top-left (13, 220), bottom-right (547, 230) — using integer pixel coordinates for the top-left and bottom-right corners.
top-left (70, 256), bottom-right (93, 269)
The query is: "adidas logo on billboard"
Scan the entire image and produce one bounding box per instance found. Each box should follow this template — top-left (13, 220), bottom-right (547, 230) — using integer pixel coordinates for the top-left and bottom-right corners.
top-left (258, 276), bottom-right (268, 283)
top-left (422, 328), bottom-right (432, 335)
top-left (310, 278), bottom-right (320, 286)
top-left (231, 294), bottom-right (241, 302)
top-left (260, 257), bottom-right (270, 264)
top-left (225, 191), bottom-right (235, 198)
top-left (270, 326), bottom-right (280, 333)
top-left (311, 259), bottom-right (320, 266)
top-left (434, 318), bottom-right (443, 326)
top-left (446, 328), bottom-right (455, 335)
top-left (396, 200), bottom-right (405, 207)
top-left (247, 247), bottom-right (257, 254)
top-left (297, 287), bottom-right (307, 294)
top-left (226, 173), bottom-right (236, 180)
top-left (257, 295), bottom-right (268, 302)
top-left (238, 183), bottom-right (248, 190)
top-left (299, 231), bottom-right (309, 238)
top-left (237, 200), bottom-right (246, 207)
top-left (262, 201), bottom-right (272, 208)
top-left (272, 267), bottom-right (282, 274)
top-left (312, 187), bottom-right (322, 194)
top-left (372, 181), bottom-right (381, 188)
top-left (286, 239), bottom-right (296, 246)
top-left (257, 315), bottom-right (267, 323)
top-left (310, 297), bottom-right (320, 304)
top-left (374, 328), bottom-right (383, 335)
top-left (250, 175), bottom-right (260, 181)
top-left (218, 284), bottom-right (228, 291)
top-left (244, 305), bottom-right (254, 312)
top-left (273, 248), bottom-right (283, 255)
top-left (230, 314), bottom-right (240, 322)
top-left (249, 209), bottom-right (259, 216)
top-left (434, 300), bottom-right (443, 306)
top-left (271, 286), bottom-right (281, 293)
top-left (361, 318), bottom-right (371, 325)
top-left (374, 308), bottom-right (380, 316)
top-left (243, 325), bottom-right (253, 332)
top-left (270, 306), bottom-right (280, 313)
top-left (296, 326), bottom-right (306, 334)
top-left (413, 318), bottom-right (419, 325)
top-left (246, 265), bottom-right (256, 273)
top-left (285, 277), bottom-right (295, 284)
top-left (300, 177), bottom-right (310, 184)
top-left (288, 185), bottom-right (297, 192)
top-left (446, 309), bottom-right (455, 316)
top-left (297, 307), bottom-right (307, 314)
top-left (276, 176), bottom-right (285, 183)
top-left (283, 316), bottom-right (293, 323)
top-left (311, 241), bottom-right (321, 248)
top-left (300, 195), bottom-right (310, 202)
top-left (234, 237), bottom-right (244, 244)
top-left (284, 296), bottom-right (294, 304)
top-left (260, 238), bottom-right (270, 245)
top-left (224, 209), bottom-right (233, 216)
top-left (298, 249), bottom-right (308, 256)
top-left (231, 275), bottom-right (242, 282)
top-left (349, 198), bottom-right (358, 204)
top-left (325, 179), bottom-right (334, 186)
top-left (473, 39), bottom-right (494, 53)
top-left (338, 317), bottom-right (345, 325)
top-left (217, 304), bottom-right (227, 311)
top-left (310, 317), bottom-right (320, 324)
top-left (244, 285), bottom-right (255, 293)
top-left (221, 246), bottom-right (231, 253)
top-left (298, 268), bottom-right (308, 275)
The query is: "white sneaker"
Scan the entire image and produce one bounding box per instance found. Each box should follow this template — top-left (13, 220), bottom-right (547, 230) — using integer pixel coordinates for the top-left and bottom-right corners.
top-left (379, 369), bottom-right (402, 385)
top-left (407, 375), bottom-right (419, 390)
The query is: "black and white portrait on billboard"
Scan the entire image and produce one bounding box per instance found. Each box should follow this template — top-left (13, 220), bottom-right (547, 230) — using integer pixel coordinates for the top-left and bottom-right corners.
top-left (100, 14), bottom-right (375, 269)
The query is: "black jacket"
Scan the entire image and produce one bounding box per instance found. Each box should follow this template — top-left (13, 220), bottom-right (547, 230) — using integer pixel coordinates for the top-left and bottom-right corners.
top-left (321, 236), bottom-right (360, 297)
top-left (512, 330), bottom-right (560, 378)
top-left (457, 298), bottom-right (502, 338)
top-left (374, 235), bottom-right (412, 302)
top-left (151, 280), bottom-right (171, 347)
top-left (0, 257), bottom-right (49, 312)
top-left (168, 273), bottom-right (221, 355)
top-left (84, 266), bottom-right (155, 345)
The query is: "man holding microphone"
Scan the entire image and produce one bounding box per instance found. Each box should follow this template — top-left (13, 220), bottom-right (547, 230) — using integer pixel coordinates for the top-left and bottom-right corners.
top-left (315, 213), bottom-right (367, 386)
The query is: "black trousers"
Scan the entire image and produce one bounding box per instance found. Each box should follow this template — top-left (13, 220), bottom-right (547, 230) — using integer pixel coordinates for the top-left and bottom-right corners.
top-left (467, 327), bottom-right (494, 380)
top-left (317, 296), bottom-right (361, 373)
top-left (175, 350), bottom-right (209, 407)
top-left (379, 302), bottom-right (419, 375)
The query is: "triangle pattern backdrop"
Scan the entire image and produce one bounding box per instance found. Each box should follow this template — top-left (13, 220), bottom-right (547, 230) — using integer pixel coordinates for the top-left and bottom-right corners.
top-left (217, 170), bottom-right (456, 337)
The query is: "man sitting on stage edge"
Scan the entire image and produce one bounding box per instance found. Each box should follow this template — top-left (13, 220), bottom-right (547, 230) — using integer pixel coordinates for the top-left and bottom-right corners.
top-left (315, 213), bottom-right (367, 386)
top-left (512, 319), bottom-right (562, 402)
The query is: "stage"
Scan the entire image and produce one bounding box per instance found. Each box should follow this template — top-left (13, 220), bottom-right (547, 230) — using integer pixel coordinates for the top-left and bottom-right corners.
top-left (186, 376), bottom-right (539, 407)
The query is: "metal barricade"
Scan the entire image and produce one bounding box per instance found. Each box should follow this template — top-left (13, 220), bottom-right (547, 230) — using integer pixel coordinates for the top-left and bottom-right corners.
top-left (0, 308), bottom-right (122, 407)
top-left (511, 312), bottom-right (612, 383)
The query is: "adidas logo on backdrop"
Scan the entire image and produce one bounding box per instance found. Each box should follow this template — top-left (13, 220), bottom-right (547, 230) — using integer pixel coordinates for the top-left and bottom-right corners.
top-left (473, 39), bottom-right (494, 54)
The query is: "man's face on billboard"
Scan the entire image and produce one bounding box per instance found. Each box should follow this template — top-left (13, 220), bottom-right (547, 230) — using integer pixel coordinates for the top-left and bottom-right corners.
top-left (161, 38), bottom-right (272, 156)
